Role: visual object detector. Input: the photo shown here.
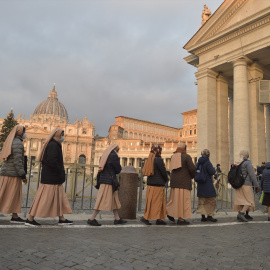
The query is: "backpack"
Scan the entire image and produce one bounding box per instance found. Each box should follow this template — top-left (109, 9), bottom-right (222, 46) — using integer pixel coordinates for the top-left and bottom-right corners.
top-left (227, 161), bottom-right (247, 189)
top-left (194, 163), bottom-right (207, 184)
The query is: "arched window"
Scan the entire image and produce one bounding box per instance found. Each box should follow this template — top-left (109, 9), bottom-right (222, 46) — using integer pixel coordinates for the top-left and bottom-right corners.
top-left (79, 155), bottom-right (86, 164)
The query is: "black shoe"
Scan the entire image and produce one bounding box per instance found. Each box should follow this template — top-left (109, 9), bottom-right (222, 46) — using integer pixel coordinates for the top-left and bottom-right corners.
top-left (58, 219), bottom-right (73, 225)
top-left (237, 213), bottom-right (248, 222)
top-left (207, 216), bottom-right (217, 222)
top-left (268, 217), bottom-right (270, 221)
top-left (114, 218), bottom-right (127, 225)
top-left (10, 217), bottom-right (25, 224)
top-left (201, 216), bottom-right (207, 222)
top-left (177, 219), bottom-right (190, 225)
top-left (167, 215), bottom-right (175, 222)
top-left (156, 219), bottom-right (167, 225)
top-left (140, 216), bottom-right (152, 225)
top-left (25, 219), bottom-right (41, 227)
top-left (244, 214), bottom-right (253, 220)
top-left (87, 219), bottom-right (101, 226)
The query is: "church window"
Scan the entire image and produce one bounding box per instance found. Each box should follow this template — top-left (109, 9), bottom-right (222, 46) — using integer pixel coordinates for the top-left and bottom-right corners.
top-left (190, 130), bottom-right (192, 135)
top-left (130, 142), bottom-right (133, 146)
top-left (44, 127), bottom-right (47, 131)
top-left (137, 142), bottom-right (140, 146)
top-left (185, 131), bottom-right (187, 136)
top-left (79, 155), bottom-right (86, 164)
top-left (69, 129), bottom-right (72, 134)
top-left (194, 129), bottom-right (197, 135)
top-left (82, 129), bottom-right (87, 134)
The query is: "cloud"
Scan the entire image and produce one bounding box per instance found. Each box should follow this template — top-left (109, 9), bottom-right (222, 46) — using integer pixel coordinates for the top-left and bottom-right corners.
top-left (0, 0), bottom-right (223, 136)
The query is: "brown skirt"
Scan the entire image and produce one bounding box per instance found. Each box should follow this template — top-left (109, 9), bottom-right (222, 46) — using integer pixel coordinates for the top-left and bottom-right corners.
top-left (28, 184), bottom-right (72, 218)
top-left (196, 197), bottom-right (216, 216)
top-left (94, 184), bottom-right (121, 211)
top-left (144, 186), bottom-right (166, 220)
top-left (233, 185), bottom-right (255, 212)
top-left (0, 176), bottom-right (22, 214)
top-left (166, 188), bottom-right (191, 219)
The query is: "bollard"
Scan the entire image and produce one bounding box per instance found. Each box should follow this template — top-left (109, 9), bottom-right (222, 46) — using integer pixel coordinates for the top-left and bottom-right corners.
top-left (118, 165), bottom-right (139, 219)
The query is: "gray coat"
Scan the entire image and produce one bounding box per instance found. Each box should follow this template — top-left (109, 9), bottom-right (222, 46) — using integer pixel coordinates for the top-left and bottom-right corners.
top-left (241, 159), bottom-right (259, 188)
top-left (0, 137), bottom-right (26, 178)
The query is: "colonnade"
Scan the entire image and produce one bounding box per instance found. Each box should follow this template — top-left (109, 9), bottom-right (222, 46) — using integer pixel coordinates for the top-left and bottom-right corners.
top-left (196, 58), bottom-right (268, 172)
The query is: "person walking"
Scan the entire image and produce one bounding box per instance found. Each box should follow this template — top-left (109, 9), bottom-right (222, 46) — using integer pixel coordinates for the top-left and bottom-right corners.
top-left (166, 143), bottom-right (196, 225)
top-left (87, 143), bottom-right (126, 226)
top-left (196, 149), bottom-right (217, 222)
top-left (25, 128), bottom-right (72, 226)
top-left (0, 125), bottom-right (27, 223)
top-left (140, 144), bottom-right (168, 225)
top-left (233, 150), bottom-right (260, 222)
top-left (261, 162), bottom-right (270, 221)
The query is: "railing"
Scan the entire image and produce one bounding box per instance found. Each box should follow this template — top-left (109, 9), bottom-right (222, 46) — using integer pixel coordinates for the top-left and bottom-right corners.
top-left (22, 161), bottom-right (265, 215)
top-left (22, 160), bottom-right (99, 212)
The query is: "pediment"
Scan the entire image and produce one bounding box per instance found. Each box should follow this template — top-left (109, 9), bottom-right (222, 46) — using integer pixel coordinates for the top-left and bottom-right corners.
top-left (184, 0), bottom-right (270, 53)
top-left (26, 125), bottom-right (49, 135)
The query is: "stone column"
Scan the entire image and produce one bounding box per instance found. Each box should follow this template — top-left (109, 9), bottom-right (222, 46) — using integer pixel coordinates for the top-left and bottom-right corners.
top-left (26, 139), bottom-right (31, 158)
top-left (216, 74), bottom-right (229, 173)
top-left (266, 105), bottom-right (270, 161)
top-left (37, 139), bottom-right (42, 158)
top-left (228, 88), bottom-right (234, 165)
top-left (195, 69), bottom-right (218, 164)
top-left (248, 63), bottom-right (265, 165)
top-left (233, 58), bottom-right (250, 162)
top-left (134, 158), bottom-right (137, 168)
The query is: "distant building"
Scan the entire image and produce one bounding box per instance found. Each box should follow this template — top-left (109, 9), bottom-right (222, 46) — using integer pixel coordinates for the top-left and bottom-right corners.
top-left (94, 112), bottom-right (197, 176)
top-left (0, 84), bottom-right (95, 165)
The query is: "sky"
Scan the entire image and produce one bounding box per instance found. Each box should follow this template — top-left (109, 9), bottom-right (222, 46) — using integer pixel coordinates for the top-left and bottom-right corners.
top-left (0, 0), bottom-right (224, 136)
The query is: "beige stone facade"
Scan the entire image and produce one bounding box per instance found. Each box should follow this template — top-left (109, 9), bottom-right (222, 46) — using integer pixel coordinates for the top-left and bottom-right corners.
top-left (0, 85), bottom-right (95, 165)
top-left (94, 114), bottom-right (198, 176)
top-left (184, 0), bottom-right (270, 172)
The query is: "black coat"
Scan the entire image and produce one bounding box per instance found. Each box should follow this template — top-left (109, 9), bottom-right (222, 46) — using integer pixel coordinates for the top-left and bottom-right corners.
top-left (262, 162), bottom-right (270, 193)
top-left (99, 150), bottom-right (122, 185)
top-left (196, 156), bottom-right (216, 198)
top-left (41, 139), bottom-right (65, 185)
top-left (147, 156), bottom-right (168, 187)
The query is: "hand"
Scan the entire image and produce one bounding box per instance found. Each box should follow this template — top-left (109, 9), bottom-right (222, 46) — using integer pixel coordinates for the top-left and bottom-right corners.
top-left (256, 187), bottom-right (260, 193)
top-left (22, 179), bottom-right (27, 184)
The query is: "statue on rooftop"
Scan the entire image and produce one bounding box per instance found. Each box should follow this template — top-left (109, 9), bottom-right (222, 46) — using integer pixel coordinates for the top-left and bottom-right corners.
top-left (201, 4), bottom-right (211, 26)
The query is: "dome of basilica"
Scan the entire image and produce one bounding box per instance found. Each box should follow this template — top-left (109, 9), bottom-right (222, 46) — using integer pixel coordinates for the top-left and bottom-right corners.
top-left (33, 84), bottom-right (69, 121)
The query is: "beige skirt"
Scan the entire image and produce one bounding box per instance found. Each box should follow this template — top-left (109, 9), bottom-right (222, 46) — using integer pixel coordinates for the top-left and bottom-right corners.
top-left (94, 184), bottom-right (121, 211)
top-left (0, 176), bottom-right (22, 214)
top-left (233, 185), bottom-right (255, 212)
top-left (196, 197), bottom-right (216, 216)
top-left (166, 188), bottom-right (191, 219)
top-left (144, 186), bottom-right (166, 220)
top-left (28, 184), bottom-right (72, 218)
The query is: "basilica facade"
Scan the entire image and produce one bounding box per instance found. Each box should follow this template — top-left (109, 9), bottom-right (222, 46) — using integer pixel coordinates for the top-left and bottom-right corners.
top-left (0, 84), bottom-right (95, 165)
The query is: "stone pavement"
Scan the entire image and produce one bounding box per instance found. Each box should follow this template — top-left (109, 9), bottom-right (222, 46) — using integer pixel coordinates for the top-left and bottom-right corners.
top-left (0, 211), bottom-right (269, 270)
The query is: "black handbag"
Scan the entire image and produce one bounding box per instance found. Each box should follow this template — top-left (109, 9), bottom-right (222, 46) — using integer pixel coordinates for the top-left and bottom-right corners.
top-left (95, 172), bottom-right (101, 190)
top-left (112, 175), bottom-right (120, 192)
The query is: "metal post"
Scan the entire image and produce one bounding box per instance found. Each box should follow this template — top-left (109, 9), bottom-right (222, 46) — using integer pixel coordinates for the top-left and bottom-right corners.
top-left (24, 158), bottom-right (33, 216)
top-left (81, 165), bottom-right (86, 209)
top-left (138, 159), bottom-right (144, 212)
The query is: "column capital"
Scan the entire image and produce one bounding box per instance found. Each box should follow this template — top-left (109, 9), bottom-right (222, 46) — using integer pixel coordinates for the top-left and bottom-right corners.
top-left (232, 56), bottom-right (252, 67)
top-left (195, 68), bottom-right (218, 80)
